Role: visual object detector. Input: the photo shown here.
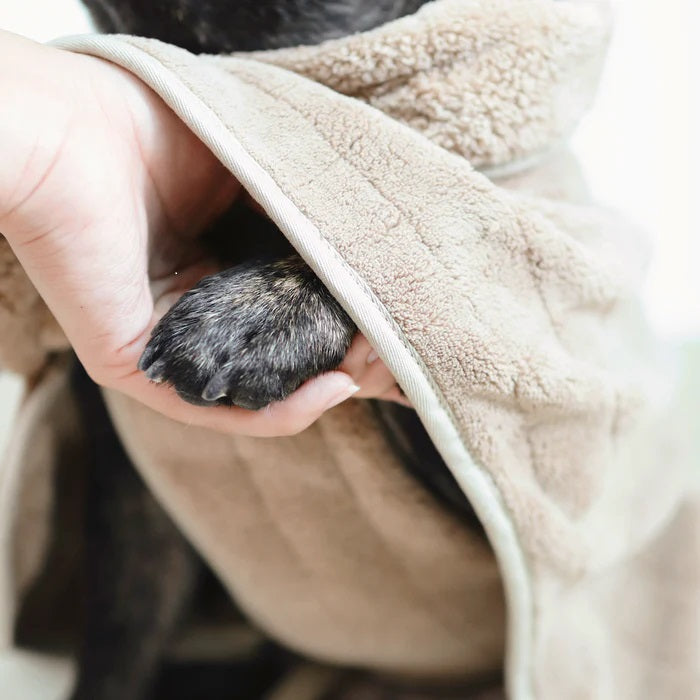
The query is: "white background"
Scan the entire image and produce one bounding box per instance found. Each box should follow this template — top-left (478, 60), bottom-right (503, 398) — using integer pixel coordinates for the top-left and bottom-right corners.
top-left (1, 0), bottom-right (698, 451)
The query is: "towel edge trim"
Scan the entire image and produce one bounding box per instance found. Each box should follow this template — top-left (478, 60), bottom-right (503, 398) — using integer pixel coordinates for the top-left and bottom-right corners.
top-left (50, 34), bottom-right (535, 699)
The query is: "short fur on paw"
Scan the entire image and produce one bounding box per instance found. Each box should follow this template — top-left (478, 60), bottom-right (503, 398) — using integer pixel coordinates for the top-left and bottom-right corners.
top-left (139, 255), bottom-right (356, 410)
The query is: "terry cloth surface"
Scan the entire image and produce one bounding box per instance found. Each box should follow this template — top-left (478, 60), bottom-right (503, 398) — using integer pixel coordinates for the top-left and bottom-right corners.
top-left (0, 1), bottom-right (697, 698)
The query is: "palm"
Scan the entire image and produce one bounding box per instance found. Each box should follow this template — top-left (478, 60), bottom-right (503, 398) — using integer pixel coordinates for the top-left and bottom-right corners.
top-left (2, 42), bottom-right (237, 374)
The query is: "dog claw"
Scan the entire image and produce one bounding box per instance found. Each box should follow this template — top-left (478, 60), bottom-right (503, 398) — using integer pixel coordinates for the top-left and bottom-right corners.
top-left (202, 372), bottom-right (230, 402)
top-left (144, 358), bottom-right (167, 383)
top-left (138, 344), bottom-right (159, 373)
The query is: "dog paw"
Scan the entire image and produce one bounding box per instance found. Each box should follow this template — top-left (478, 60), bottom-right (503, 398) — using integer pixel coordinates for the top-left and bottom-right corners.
top-left (138, 256), bottom-right (356, 410)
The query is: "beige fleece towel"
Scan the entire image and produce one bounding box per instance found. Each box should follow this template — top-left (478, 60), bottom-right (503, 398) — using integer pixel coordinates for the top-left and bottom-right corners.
top-left (1, 1), bottom-right (697, 698)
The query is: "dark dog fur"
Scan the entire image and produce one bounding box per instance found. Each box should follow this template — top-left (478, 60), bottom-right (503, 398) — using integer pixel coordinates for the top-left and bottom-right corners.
top-left (138, 204), bottom-right (356, 410)
top-left (69, 2), bottom-right (478, 698)
top-left (83, 0), bottom-right (430, 52)
top-left (141, 255), bottom-right (355, 409)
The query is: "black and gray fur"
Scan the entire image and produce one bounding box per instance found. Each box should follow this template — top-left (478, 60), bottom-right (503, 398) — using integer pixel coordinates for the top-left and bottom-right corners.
top-left (140, 256), bottom-right (354, 409)
top-left (83, 0), bottom-right (429, 52)
top-left (138, 200), bottom-right (358, 409)
top-left (69, 2), bottom-right (479, 699)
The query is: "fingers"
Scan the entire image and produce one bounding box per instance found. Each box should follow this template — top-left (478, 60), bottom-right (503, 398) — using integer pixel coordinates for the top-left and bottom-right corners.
top-left (87, 275), bottom-right (371, 438)
top-left (86, 289), bottom-right (362, 438)
top-left (109, 366), bottom-right (360, 438)
top-left (338, 334), bottom-right (411, 406)
top-left (96, 328), bottom-right (405, 438)
top-left (258, 373), bottom-right (361, 435)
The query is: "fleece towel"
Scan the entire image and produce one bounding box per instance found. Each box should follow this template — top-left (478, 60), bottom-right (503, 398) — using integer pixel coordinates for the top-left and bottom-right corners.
top-left (0, 1), bottom-right (697, 698)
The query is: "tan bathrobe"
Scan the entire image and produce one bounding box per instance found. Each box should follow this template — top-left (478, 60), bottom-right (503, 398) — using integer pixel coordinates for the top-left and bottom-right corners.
top-left (1, 1), bottom-right (697, 697)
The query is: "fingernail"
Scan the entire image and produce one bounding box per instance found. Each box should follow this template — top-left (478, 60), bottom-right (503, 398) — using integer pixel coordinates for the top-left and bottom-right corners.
top-left (324, 382), bottom-right (361, 410)
top-left (366, 349), bottom-right (379, 364)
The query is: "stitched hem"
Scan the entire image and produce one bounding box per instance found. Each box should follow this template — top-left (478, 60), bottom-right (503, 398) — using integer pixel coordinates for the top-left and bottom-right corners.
top-left (50, 34), bottom-right (535, 700)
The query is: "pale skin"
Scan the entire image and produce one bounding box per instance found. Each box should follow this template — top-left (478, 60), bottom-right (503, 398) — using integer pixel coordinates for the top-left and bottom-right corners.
top-left (0, 30), bottom-right (408, 437)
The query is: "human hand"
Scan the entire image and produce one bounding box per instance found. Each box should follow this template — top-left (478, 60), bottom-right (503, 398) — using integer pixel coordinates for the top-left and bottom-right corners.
top-left (0, 30), bottom-right (407, 437)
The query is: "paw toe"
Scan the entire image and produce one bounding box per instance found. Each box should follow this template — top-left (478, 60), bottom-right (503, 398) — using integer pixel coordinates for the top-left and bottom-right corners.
top-left (143, 357), bottom-right (168, 384)
top-left (201, 370), bottom-right (231, 402)
top-left (137, 343), bottom-right (161, 374)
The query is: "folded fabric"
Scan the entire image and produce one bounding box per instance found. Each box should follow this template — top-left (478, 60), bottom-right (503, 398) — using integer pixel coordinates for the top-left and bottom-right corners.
top-left (1, 1), bottom-right (697, 698)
